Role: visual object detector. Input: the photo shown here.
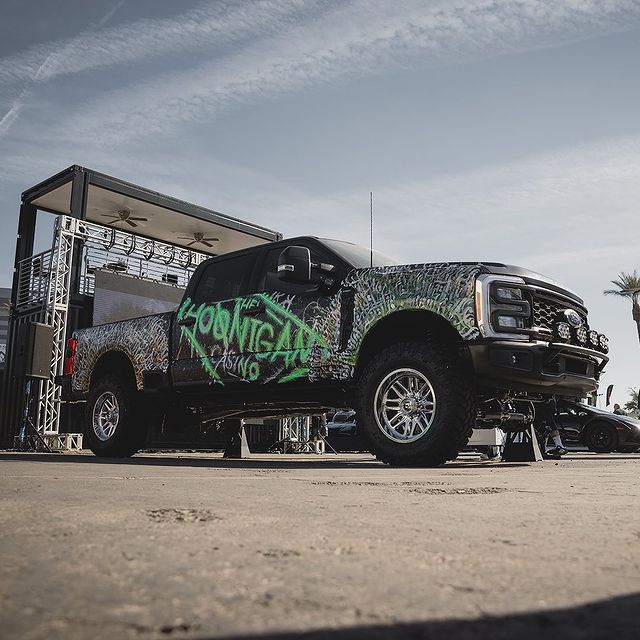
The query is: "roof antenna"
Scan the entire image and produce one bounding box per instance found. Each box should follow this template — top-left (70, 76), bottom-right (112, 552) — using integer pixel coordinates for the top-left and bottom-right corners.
top-left (370, 191), bottom-right (373, 267)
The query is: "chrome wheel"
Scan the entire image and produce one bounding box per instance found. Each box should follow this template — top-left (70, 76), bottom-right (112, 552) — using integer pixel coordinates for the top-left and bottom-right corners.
top-left (374, 368), bottom-right (436, 443)
top-left (92, 391), bottom-right (120, 441)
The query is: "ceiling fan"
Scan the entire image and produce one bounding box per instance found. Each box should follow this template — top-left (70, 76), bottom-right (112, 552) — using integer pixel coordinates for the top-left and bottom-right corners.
top-left (177, 232), bottom-right (219, 248)
top-left (100, 209), bottom-right (148, 228)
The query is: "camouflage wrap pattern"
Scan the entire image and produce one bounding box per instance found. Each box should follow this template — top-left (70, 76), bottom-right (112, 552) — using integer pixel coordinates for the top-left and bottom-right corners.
top-left (71, 262), bottom-right (481, 392)
top-left (72, 313), bottom-right (172, 392)
top-left (307, 262), bottom-right (482, 381)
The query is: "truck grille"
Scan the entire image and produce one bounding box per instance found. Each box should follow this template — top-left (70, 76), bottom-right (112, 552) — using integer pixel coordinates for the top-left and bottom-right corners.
top-left (532, 296), bottom-right (588, 332)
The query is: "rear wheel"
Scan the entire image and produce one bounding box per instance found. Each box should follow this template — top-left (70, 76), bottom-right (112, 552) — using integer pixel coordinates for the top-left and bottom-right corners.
top-left (85, 374), bottom-right (148, 457)
top-left (354, 341), bottom-right (475, 466)
top-left (585, 422), bottom-right (618, 453)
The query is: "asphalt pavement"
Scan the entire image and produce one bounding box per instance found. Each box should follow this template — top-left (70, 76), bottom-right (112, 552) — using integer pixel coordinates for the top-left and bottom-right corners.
top-left (1, 451), bottom-right (639, 639)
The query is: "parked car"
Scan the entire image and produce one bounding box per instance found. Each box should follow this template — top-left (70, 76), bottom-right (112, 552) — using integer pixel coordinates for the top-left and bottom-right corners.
top-left (555, 400), bottom-right (640, 453)
top-left (327, 409), bottom-right (357, 436)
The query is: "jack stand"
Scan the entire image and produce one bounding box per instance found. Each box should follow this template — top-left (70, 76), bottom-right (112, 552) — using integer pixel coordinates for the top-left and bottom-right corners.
top-left (501, 425), bottom-right (543, 462)
top-left (223, 419), bottom-right (250, 458)
top-left (321, 437), bottom-right (339, 455)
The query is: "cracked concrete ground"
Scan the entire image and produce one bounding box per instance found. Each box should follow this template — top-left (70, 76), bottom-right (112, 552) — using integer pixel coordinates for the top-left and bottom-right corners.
top-left (0, 451), bottom-right (639, 639)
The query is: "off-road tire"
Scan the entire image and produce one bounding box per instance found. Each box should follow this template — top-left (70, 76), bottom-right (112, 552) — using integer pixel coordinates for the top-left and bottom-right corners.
top-left (85, 374), bottom-right (148, 457)
top-left (354, 341), bottom-right (475, 466)
top-left (585, 421), bottom-right (618, 454)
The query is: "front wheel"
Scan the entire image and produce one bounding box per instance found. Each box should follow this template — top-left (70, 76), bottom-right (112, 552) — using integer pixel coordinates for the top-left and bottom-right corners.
top-left (354, 341), bottom-right (476, 466)
top-left (85, 374), bottom-right (148, 457)
top-left (585, 422), bottom-right (618, 453)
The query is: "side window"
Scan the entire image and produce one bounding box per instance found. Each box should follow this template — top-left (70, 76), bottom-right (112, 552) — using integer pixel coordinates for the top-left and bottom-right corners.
top-left (192, 253), bottom-right (257, 303)
top-left (259, 246), bottom-right (333, 295)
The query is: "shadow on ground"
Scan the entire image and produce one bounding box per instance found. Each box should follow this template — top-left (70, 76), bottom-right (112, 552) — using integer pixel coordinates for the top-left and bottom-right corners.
top-left (0, 452), bottom-right (531, 470)
top-left (200, 593), bottom-right (639, 640)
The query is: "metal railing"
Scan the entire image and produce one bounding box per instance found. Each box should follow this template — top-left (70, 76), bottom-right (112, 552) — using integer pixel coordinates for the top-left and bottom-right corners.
top-left (78, 222), bottom-right (208, 296)
top-left (16, 250), bottom-right (53, 309)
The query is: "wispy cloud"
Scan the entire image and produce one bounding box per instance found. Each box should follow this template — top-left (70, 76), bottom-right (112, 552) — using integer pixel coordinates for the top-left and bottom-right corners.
top-left (0, 0), bottom-right (129, 139)
top-left (52, 0), bottom-right (640, 146)
top-left (0, 0), bottom-right (312, 86)
top-left (261, 134), bottom-right (640, 273)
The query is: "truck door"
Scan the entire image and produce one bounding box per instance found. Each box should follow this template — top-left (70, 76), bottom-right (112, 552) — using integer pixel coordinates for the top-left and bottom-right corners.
top-left (171, 250), bottom-right (261, 388)
top-left (248, 242), bottom-right (343, 385)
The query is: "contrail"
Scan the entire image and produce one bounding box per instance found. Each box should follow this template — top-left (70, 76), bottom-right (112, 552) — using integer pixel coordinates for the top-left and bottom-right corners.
top-left (0, 0), bottom-right (128, 139)
top-left (0, 99), bottom-right (23, 137)
top-left (95, 0), bottom-right (128, 29)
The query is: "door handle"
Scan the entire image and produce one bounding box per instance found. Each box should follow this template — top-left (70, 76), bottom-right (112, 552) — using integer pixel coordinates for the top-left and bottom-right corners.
top-left (178, 316), bottom-right (196, 327)
top-left (244, 305), bottom-right (266, 317)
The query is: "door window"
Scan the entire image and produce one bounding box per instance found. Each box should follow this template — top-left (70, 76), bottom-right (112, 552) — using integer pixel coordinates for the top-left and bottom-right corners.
top-left (192, 253), bottom-right (256, 303)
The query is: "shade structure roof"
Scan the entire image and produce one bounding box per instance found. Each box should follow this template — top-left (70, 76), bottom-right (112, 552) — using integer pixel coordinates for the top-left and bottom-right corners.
top-left (23, 165), bottom-right (281, 255)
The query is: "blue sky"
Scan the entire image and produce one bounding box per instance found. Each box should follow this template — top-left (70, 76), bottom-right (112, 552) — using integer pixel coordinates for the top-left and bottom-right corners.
top-left (1, 0), bottom-right (640, 405)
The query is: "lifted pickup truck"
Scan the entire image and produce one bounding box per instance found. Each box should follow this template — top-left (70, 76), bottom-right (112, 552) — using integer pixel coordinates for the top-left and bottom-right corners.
top-left (58, 236), bottom-right (609, 466)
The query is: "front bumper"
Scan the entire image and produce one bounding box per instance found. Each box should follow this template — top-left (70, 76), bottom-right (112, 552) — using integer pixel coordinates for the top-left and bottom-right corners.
top-left (612, 422), bottom-right (640, 449)
top-left (469, 340), bottom-right (608, 396)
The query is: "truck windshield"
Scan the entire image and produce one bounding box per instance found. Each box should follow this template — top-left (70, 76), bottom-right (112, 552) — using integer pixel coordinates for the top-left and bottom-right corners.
top-left (321, 238), bottom-right (398, 268)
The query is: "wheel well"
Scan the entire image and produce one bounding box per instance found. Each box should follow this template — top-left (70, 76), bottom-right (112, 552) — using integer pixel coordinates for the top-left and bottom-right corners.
top-left (586, 420), bottom-right (618, 434)
top-left (355, 310), bottom-right (464, 376)
top-left (587, 420), bottom-right (614, 429)
top-left (91, 351), bottom-right (137, 390)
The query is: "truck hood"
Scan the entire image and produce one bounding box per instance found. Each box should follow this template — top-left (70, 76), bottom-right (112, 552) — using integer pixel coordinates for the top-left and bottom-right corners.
top-left (348, 261), bottom-right (584, 307)
top-left (478, 262), bottom-right (584, 306)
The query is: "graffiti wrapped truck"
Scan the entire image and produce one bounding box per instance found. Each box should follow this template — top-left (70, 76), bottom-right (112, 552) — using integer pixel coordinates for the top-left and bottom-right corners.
top-left (58, 236), bottom-right (609, 466)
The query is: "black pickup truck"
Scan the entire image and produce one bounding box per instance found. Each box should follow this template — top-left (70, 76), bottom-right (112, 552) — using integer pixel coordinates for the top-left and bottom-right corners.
top-left (58, 236), bottom-right (609, 466)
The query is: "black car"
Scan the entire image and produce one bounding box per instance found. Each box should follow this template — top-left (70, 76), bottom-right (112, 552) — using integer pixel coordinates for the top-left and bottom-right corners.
top-left (327, 409), bottom-right (357, 436)
top-left (555, 400), bottom-right (640, 453)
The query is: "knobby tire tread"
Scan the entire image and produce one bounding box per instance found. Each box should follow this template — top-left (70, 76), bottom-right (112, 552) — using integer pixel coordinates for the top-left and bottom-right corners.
top-left (86, 374), bottom-right (147, 458)
top-left (354, 341), bottom-right (476, 467)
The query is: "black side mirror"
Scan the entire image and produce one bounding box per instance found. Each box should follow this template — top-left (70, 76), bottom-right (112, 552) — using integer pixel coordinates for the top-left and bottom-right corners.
top-left (277, 246), bottom-right (312, 284)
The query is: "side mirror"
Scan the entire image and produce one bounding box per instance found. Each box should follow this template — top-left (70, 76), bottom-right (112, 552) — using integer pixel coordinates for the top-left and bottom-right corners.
top-left (277, 246), bottom-right (312, 284)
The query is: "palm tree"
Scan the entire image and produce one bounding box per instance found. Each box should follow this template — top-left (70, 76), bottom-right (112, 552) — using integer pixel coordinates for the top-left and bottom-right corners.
top-left (604, 271), bottom-right (640, 343)
top-left (624, 387), bottom-right (639, 415)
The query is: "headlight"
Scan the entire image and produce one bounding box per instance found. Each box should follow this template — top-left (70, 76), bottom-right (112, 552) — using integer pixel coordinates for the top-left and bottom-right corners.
top-left (495, 287), bottom-right (523, 301)
top-left (475, 275), bottom-right (529, 339)
top-left (489, 284), bottom-right (531, 333)
top-left (496, 315), bottom-right (523, 329)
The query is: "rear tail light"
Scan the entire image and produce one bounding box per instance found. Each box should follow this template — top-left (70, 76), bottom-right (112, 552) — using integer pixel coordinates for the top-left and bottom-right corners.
top-left (64, 337), bottom-right (77, 375)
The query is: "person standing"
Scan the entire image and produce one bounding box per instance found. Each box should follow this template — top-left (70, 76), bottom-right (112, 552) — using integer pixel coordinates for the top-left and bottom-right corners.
top-left (613, 403), bottom-right (626, 416)
top-left (535, 396), bottom-right (568, 458)
top-left (311, 414), bottom-right (327, 454)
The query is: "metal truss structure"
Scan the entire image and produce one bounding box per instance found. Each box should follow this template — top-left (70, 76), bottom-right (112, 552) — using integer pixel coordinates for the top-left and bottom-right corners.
top-left (13, 216), bottom-right (207, 438)
top-left (278, 416), bottom-right (312, 452)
